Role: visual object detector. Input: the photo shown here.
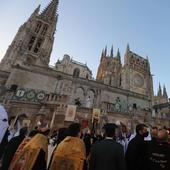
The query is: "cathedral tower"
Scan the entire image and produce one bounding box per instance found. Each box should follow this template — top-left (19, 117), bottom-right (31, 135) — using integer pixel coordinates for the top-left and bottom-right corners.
top-left (154, 84), bottom-right (169, 104)
top-left (96, 46), bottom-right (122, 87)
top-left (121, 44), bottom-right (153, 99)
top-left (0, 0), bottom-right (59, 71)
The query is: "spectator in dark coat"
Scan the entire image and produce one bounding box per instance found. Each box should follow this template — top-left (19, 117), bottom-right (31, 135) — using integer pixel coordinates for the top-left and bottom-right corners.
top-left (89, 123), bottom-right (126, 170)
top-left (125, 123), bottom-right (149, 170)
top-left (83, 132), bottom-right (92, 170)
top-left (1, 127), bottom-right (27, 170)
top-left (56, 127), bottom-right (68, 145)
top-left (146, 129), bottom-right (170, 170)
top-left (83, 132), bottom-right (92, 157)
top-left (0, 129), bottom-right (10, 160)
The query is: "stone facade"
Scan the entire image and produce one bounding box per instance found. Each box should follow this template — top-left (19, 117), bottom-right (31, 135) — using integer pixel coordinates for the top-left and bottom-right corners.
top-left (122, 45), bottom-right (153, 100)
top-left (152, 83), bottom-right (170, 121)
top-left (96, 44), bottom-right (153, 100)
top-left (55, 54), bottom-right (92, 80)
top-left (154, 83), bottom-right (169, 105)
top-left (0, 0), bottom-right (169, 129)
top-left (0, 0), bottom-right (58, 71)
top-left (96, 46), bottom-right (122, 88)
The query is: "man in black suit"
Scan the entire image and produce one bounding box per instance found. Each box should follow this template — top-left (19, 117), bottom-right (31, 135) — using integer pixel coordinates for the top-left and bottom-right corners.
top-left (125, 123), bottom-right (149, 170)
top-left (146, 129), bottom-right (170, 170)
top-left (1, 127), bottom-right (28, 170)
top-left (89, 123), bottom-right (126, 170)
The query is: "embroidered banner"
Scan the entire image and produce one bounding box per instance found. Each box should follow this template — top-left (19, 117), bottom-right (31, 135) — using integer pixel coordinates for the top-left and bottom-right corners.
top-left (92, 108), bottom-right (101, 122)
top-left (65, 105), bottom-right (77, 122)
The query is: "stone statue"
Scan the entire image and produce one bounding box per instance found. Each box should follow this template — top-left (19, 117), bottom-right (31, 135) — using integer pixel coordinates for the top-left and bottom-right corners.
top-left (86, 96), bottom-right (92, 108)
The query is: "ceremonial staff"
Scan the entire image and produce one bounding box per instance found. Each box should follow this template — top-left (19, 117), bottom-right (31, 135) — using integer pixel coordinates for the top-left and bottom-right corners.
top-left (8, 112), bottom-right (19, 131)
top-left (50, 110), bottom-right (56, 132)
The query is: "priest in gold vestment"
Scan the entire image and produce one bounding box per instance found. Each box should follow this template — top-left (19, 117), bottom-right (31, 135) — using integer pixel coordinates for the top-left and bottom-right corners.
top-left (9, 132), bottom-right (48, 170)
top-left (49, 123), bottom-right (86, 170)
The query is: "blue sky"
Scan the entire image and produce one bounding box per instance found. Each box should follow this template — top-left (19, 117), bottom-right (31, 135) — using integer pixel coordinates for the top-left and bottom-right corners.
top-left (0, 0), bottom-right (170, 96)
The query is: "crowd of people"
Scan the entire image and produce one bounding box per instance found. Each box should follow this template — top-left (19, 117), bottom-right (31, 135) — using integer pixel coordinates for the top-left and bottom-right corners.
top-left (0, 119), bottom-right (170, 170)
top-left (1, 105), bottom-right (170, 170)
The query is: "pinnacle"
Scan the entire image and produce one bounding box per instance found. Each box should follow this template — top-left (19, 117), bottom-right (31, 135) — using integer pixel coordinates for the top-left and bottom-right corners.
top-left (110, 45), bottom-right (113, 58)
top-left (40, 0), bottom-right (59, 21)
top-left (104, 46), bottom-right (107, 56)
top-left (126, 43), bottom-right (130, 53)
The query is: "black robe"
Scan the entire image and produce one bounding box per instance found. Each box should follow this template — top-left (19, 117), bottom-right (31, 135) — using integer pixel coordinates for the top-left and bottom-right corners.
top-left (1, 134), bottom-right (25, 170)
top-left (125, 134), bottom-right (148, 170)
top-left (0, 129), bottom-right (9, 159)
top-left (145, 141), bottom-right (170, 170)
top-left (32, 149), bottom-right (47, 170)
top-left (89, 139), bottom-right (126, 170)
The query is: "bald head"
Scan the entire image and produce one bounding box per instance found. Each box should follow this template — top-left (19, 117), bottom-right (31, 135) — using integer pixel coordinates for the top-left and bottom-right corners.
top-left (158, 129), bottom-right (168, 142)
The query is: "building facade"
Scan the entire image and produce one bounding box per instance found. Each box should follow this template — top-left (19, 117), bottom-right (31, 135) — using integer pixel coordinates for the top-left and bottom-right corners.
top-left (0, 0), bottom-right (169, 129)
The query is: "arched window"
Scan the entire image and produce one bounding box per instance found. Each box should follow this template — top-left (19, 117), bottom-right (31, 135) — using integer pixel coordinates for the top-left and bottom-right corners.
top-left (35, 21), bottom-right (42, 33)
top-left (41, 25), bottom-right (48, 36)
top-left (34, 38), bottom-right (43, 53)
top-left (28, 36), bottom-right (36, 51)
top-left (73, 68), bottom-right (80, 77)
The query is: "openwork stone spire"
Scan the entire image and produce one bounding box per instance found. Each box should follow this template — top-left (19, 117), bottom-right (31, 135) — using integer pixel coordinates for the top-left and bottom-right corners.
top-left (110, 45), bottom-right (113, 58)
top-left (116, 48), bottom-right (121, 63)
top-left (157, 83), bottom-right (162, 97)
top-left (163, 85), bottom-right (168, 99)
top-left (41, 0), bottom-right (59, 21)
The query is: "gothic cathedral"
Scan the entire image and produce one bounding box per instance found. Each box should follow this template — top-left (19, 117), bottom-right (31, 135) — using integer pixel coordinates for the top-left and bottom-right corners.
top-left (0, 0), bottom-right (169, 128)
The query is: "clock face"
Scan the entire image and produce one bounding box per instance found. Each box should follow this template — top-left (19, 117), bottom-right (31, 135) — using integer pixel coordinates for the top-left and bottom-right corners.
top-left (26, 90), bottom-right (35, 100)
top-left (36, 92), bottom-right (46, 101)
top-left (16, 89), bottom-right (25, 98)
top-left (115, 103), bottom-right (121, 111)
top-left (133, 73), bottom-right (144, 88)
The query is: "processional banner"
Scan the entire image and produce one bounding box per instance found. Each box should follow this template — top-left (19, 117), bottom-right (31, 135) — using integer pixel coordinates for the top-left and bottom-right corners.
top-left (92, 108), bottom-right (101, 122)
top-left (65, 105), bottom-right (77, 122)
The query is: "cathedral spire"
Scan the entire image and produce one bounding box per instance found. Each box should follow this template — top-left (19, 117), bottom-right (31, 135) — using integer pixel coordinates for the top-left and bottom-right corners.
top-left (34, 5), bottom-right (41, 14)
top-left (163, 85), bottom-right (168, 99)
top-left (157, 83), bottom-right (162, 97)
top-left (101, 49), bottom-right (104, 57)
top-left (110, 45), bottom-right (113, 58)
top-left (100, 49), bottom-right (105, 62)
top-left (41, 0), bottom-right (59, 22)
top-left (126, 43), bottom-right (130, 54)
top-left (124, 43), bottom-right (130, 65)
top-left (146, 55), bottom-right (150, 70)
top-left (104, 46), bottom-right (107, 56)
top-left (29, 5), bottom-right (41, 19)
top-left (0, 0), bottom-right (59, 71)
top-left (116, 48), bottom-right (121, 62)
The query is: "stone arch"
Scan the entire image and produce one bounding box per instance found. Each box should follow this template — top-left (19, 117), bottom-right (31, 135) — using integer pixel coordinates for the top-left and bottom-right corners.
top-left (75, 87), bottom-right (85, 102)
top-left (85, 89), bottom-right (95, 108)
top-left (86, 74), bottom-right (89, 79)
top-left (87, 88), bottom-right (96, 95)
